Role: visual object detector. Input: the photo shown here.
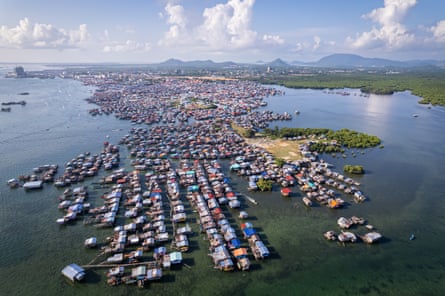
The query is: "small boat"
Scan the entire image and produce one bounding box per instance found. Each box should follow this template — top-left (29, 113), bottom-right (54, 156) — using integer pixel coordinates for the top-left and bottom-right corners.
top-left (23, 180), bottom-right (43, 190)
top-left (351, 216), bottom-right (365, 225)
top-left (327, 198), bottom-right (344, 208)
top-left (162, 254), bottom-right (171, 269)
top-left (175, 234), bottom-right (189, 252)
top-left (217, 196), bottom-right (228, 205)
top-left (361, 232), bottom-right (383, 244)
top-left (280, 187), bottom-right (292, 197)
top-left (302, 197), bottom-right (312, 207)
top-left (252, 241), bottom-right (269, 260)
top-left (176, 224), bottom-right (193, 235)
top-left (238, 211), bottom-right (248, 219)
top-left (156, 232), bottom-right (169, 243)
top-left (244, 194), bottom-right (258, 205)
top-left (233, 248), bottom-right (250, 271)
top-left (228, 199), bottom-right (240, 209)
top-left (210, 245), bottom-right (235, 271)
top-left (353, 192), bottom-right (367, 203)
top-left (172, 212), bottom-right (187, 223)
top-left (236, 256), bottom-right (251, 271)
top-left (295, 110), bottom-right (300, 115)
top-left (247, 182), bottom-right (258, 191)
top-left (230, 163), bottom-right (241, 171)
top-left (56, 218), bottom-right (66, 225)
top-left (337, 217), bottom-right (353, 229)
top-left (107, 266), bottom-right (124, 277)
top-left (58, 200), bottom-right (72, 209)
top-left (126, 249), bottom-right (143, 262)
top-left (107, 253), bottom-right (124, 263)
top-left (84, 237), bottom-right (97, 248)
top-left (409, 233), bottom-right (415, 241)
top-left (324, 230), bottom-right (337, 241)
top-left (7, 178), bottom-right (19, 188)
top-left (63, 211), bottom-right (77, 222)
top-left (146, 267), bottom-right (163, 281)
top-left (153, 246), bottom-right (167, 260)
top-left (337, 231), bottom-right (357, 243)
top-left (121, 275), bottom-right (137, 285)
top-left (130, 265), bottom-right (146, 282)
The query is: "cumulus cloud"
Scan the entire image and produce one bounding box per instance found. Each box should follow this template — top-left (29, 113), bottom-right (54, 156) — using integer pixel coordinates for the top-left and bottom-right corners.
top-left (313, 35), bottom-right (321, 50)
top-left (198, 0), bottom-right (257, 49)
top-left (293, 42), bottom-right (308, 53)
top-left (0, 18), bottom-right (88, 49)
top-left (101, 28), bottom-right (150, 53)
top-left (262, 34), bottom-right (284, 45)
top-left (103, 40), bottom-right (151, 53)
top-left (292, 35), bottom-right (325, 53)
top-left (158, 0), bottom-right (259, 50)
top-left (158, 2), bottom-right (189, 46)
top-left (367, 0), bottom-right (416, 25)
top-left (157, 0), bottom-right (294, 55)
top-left (430, 20), bottom-right (445, 43)
top-left (348, 0), bottom-right (416, 49)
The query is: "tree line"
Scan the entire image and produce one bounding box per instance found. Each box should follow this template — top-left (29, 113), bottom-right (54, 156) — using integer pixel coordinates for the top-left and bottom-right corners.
top-left (263, 127), bottom-right (381, 153)
top-left (252, 70), bottom-right (445, 106)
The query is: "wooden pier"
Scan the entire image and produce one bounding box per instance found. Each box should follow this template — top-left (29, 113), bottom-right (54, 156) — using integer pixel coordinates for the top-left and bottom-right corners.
top-left (82, 260), bottom-right (159, 270)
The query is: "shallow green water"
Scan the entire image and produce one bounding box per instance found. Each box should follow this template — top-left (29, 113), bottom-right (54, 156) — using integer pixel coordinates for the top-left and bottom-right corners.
top-left (0, 73), bottom-right (444, 295)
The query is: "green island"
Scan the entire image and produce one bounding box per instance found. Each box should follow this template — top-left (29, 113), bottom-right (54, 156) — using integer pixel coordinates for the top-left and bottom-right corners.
top-left (263, 127), bottom-right (381, 153)
top-left (252, 70), bottom-right (445, 106)
top-left (233, 122), bottom-right (381, 160)
top-left (256, 178), bottom-right (274, 192)
top-left (343, 164), bottom-right (365, 174)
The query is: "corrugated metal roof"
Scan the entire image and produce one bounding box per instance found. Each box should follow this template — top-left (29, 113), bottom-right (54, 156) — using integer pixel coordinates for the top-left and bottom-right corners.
top-left (61, 264), bottom-right (85, 282)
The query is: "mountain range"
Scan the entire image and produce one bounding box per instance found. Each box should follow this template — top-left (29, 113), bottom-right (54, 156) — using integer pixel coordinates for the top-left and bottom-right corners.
top-left (299, 53), bottom-right (441, 68)
top-left (154, 54), bottom-right (444, 69)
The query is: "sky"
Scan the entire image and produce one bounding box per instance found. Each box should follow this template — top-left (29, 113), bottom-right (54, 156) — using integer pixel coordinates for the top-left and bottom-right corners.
top-left (1, 0), bottom-right (445, 63)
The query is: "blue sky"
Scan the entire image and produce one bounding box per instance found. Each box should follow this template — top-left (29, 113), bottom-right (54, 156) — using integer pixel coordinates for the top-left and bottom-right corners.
top-left (0, 0), bottom-right (444, 63)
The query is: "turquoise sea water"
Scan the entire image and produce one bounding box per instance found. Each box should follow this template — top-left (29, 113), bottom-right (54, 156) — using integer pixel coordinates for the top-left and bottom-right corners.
top-left (0, 69), bottom-right (444, 296)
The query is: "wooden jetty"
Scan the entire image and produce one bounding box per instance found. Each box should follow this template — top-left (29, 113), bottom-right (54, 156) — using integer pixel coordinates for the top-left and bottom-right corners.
top-left (82, 260), bottom-right (159, 270)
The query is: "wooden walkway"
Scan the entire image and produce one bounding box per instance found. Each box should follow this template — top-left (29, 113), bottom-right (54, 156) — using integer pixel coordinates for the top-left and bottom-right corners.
top-left (82, 260), bottom-right (159, 269)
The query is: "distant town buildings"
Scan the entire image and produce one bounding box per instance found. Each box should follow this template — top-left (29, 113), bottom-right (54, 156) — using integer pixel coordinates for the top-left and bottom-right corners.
top-left (6, 66), bottom-right (27, 78)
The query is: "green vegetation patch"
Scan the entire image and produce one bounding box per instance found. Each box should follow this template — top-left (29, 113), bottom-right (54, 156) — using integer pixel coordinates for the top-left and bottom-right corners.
top-left (263, 127), bottom-right (381, 153)
top-left (275, 158), bottom-right (286, 168)
top-left (256, 178), bottom-right (273, 191)
top-left (253, 70), bottom-right (445, 106)
top-left (231, 122), bottom-right (255, 138)
top-left (343, 164), bottom-right (365, 174)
